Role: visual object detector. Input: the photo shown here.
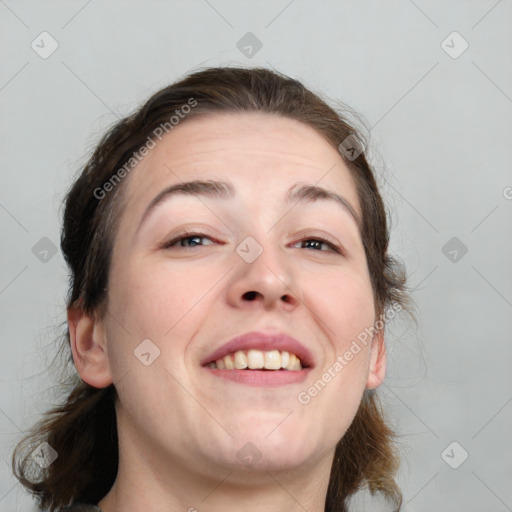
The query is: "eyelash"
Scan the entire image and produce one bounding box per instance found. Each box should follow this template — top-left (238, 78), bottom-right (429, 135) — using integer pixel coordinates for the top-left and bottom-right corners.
top-left (161, 231), bottom-right (342, 254)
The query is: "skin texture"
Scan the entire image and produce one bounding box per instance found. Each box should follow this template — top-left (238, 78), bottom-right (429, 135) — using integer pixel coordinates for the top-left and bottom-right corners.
top-left (68, 112), bottom-right (386, 512)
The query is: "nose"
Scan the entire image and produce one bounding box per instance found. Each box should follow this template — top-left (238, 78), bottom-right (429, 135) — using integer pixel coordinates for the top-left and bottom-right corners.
top-left (226, 241), bottom-right (301, 312)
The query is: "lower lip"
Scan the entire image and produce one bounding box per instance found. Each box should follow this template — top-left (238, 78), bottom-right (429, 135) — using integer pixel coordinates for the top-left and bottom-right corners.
top-left (203, 367), bottom-right (311, 387)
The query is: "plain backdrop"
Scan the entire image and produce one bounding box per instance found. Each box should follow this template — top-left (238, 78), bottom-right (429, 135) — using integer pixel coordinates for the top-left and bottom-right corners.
top-left (1, 1), bottom-right (511, 511)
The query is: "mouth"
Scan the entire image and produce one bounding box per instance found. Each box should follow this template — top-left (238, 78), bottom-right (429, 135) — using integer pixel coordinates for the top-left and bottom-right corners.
top-left (200, 331), bottom-right (314, 386)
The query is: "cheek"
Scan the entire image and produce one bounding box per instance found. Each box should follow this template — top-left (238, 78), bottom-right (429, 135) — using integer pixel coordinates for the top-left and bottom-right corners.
top-left (110, 259), bottom-right (215, 329)
top-left (103, 261), bottom-right (215, 413)
top-left (105, 260), bottom-right (222, 370)
top-left (299, 271), bottom-right (375, 440)
top-left (305, 266), bottom-right (376, 347)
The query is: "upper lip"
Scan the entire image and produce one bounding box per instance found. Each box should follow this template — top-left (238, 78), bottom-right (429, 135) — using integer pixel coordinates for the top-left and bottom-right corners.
top-left (200, 331), bottom-right (315, 368)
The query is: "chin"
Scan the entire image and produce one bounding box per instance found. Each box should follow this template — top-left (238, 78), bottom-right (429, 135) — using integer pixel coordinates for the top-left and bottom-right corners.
top-left (220, 427), bottom-right (320, 470)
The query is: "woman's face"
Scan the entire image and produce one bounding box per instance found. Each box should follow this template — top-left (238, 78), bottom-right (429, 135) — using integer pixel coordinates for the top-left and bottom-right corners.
top-left (74, 112), bottom-right (386, 481)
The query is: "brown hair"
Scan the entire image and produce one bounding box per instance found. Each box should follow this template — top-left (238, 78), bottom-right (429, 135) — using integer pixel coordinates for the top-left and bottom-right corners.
top-left (12, 66), bottom-right (415, 511)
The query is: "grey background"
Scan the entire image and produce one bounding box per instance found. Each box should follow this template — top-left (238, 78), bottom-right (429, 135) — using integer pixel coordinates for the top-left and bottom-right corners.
top-left (1, 1), bottom-right (511, 511)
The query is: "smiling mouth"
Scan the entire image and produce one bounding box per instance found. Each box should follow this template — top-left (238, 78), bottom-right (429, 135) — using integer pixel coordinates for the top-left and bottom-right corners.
top-left (206, 349), bottom-right (304, 371)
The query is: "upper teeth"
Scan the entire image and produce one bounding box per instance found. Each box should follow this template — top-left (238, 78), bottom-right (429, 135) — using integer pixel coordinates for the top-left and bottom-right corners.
top-left (208, 350), bottom-right (303, 371)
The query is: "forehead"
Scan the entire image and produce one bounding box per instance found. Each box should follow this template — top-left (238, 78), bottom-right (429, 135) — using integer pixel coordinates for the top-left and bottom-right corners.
top-left (120, 112), bottom-right (361, 226)
top-left (153, 112), bottom-right (337, 161)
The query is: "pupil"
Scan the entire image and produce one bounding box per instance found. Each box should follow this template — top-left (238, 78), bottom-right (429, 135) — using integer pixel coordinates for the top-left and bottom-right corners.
top-left (184, 236), bottom-right (201, 246)
top-left (306, 240), bottom-right (320, 250)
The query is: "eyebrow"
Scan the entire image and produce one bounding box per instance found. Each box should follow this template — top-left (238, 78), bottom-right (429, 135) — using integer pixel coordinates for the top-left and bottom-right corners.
top-left (136, 179), bottom-right (362, 234)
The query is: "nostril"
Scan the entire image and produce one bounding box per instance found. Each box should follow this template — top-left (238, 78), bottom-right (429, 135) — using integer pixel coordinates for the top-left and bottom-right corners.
top-left (242, 291), bottom-right (258, 301)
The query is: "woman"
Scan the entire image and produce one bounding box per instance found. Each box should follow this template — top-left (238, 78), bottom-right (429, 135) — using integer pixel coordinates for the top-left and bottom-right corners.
top-left (12, 66), bottom-right (414, 512)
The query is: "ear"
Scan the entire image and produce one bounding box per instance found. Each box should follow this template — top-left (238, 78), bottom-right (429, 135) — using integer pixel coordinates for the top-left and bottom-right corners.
top-left (68, 302), bottom-right (113, 388)
top-left (365, 329), bottom-right (387, 389)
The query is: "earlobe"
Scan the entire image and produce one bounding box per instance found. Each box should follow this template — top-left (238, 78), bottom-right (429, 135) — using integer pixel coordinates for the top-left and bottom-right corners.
top-left (365, 330), bottom-right (387, 389)
top-left (67, 304), bottom-right (113, 389)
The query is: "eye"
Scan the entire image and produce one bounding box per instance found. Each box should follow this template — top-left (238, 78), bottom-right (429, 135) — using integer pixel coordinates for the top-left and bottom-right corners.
top-left (292, 237), bottom-right (341, 253)
top-left (160, 231), bottom-right (342, 253)
top-left (162, 232), bottom-right (216, 249)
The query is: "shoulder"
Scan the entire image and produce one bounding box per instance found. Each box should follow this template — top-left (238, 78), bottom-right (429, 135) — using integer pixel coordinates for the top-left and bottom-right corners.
top-left (60, 504), bottom-right (103, 512)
